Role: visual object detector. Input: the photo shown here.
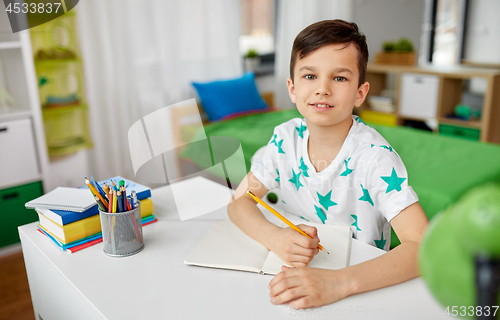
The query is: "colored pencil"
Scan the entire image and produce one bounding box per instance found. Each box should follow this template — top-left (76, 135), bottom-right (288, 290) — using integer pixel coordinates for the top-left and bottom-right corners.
top-left (126, 195), bottom-right (132, 211)
top-left (108, 189), bottom-right (113, 213)
top-left (90, 173), bottom-right (107, 200)
top-left (246, 190), bottom-right (329, 254)
top-left (112, 189), bottom-right (117, 213)
top-left (85, 178), bottom-right (108, 211)
top-left (94, 195), bottom-right (105, 212)
top-left (122, 186), bottom-right (127, 211)
top-left (117, 190), bottom-right (123, 213)
top-left (102, 182), bottom-right (110, 195)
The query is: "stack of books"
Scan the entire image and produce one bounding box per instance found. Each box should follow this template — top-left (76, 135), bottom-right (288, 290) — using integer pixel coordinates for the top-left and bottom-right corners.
top-left (25, 176), bottom-right (157, 253)
top-left (368, 95), bottom-right (395, 113)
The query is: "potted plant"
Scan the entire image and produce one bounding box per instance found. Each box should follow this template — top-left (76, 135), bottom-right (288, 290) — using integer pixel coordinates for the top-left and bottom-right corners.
top-left (375, 38), bottom-right (416, 65)
top-left (243, 49), bottom-right (260, 72)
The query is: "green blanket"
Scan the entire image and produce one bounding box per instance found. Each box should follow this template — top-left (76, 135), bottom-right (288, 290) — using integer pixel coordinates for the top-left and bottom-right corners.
top-left (181, 109), bottom-right (500, 247)
top-left (181, 109), bottom-right (302, 177)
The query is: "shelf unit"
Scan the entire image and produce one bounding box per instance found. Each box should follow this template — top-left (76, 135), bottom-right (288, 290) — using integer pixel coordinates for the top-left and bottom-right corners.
top-left (0, 10), bottom-right (49, 249)
top-left (362, 63), bottom-right (500, 144)
top-left (29, 9), bottom-right (92, 156)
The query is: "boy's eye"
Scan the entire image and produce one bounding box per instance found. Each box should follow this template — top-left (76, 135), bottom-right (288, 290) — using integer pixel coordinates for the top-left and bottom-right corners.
top-left (334, 76), bottom-right (347, 82)
top-left (304, 74), bottom-right (316, 80)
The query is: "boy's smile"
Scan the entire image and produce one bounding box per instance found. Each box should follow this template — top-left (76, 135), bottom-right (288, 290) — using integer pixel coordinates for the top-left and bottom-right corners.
top-left (287, 43), bottom-right (369, 129)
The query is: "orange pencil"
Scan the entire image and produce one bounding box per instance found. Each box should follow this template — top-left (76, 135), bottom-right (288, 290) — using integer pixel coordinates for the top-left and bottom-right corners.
top-left (108, 189), bottom-right (113, 213)
top-left (247, 190), bottom-right (329, 254)
top-left (85, 178), bottom-right (108, 211)
top-left (102, 182), bottom-right (110, 195)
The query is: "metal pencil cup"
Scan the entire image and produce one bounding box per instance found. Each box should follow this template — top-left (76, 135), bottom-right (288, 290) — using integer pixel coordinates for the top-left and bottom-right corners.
top-left (99, 203), bottom-right (144, 257)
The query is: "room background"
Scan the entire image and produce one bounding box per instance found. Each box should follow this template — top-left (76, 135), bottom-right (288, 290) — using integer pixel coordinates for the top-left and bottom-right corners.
top-left (41, 0), bottom-right (499, 192)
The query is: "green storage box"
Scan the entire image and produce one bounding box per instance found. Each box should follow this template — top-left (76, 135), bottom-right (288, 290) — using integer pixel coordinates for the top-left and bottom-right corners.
top-left (439, 124), bottom-right (480, 141)
top-left (0, 181), bottom-right (43, 248)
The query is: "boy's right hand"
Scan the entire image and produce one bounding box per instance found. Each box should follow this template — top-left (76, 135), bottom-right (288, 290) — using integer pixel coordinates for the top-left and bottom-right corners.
top-left (270, 224), bottom-right (320, 267)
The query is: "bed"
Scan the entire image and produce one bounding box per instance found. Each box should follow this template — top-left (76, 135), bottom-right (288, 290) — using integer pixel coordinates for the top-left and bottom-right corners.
top-left (179, 108), bottom-right (301, 182)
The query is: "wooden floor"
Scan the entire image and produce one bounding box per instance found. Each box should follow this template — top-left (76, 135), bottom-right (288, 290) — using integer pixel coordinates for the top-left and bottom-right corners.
top-left (0, 251), bottom-right (35, 320)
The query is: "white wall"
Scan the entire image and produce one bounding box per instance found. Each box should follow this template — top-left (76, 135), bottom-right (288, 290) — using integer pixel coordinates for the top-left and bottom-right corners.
top-left (351, 0), bottom-right (426, 61)
top-left (255, 74), bottom-right (276, 96)
top-left (48, 150), bottom-right (89, 191)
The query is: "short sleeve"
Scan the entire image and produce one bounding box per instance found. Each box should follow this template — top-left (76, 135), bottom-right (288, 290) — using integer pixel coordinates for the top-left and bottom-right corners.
top-left (250, 129), bottom-right (281, 190)
top-left (366, 149), bottom-right (419, 222)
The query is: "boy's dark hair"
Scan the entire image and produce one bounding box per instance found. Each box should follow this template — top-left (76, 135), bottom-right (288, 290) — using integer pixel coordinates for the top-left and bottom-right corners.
top-left (290, 19), bottom-right (369, 88)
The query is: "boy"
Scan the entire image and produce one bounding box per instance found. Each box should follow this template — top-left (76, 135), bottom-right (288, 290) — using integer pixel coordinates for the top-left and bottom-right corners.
top-left (227, 20), bottom-right (428, 309)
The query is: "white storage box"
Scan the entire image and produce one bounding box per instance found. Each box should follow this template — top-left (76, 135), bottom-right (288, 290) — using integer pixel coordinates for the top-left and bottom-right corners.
top-left (0, 118), bottom-right (40, 189)
top-left (399, 73), bottom-right (440, 119)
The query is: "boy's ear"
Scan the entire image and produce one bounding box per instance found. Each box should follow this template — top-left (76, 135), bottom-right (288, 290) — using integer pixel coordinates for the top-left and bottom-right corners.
top-left (286, 77), bottom-right (296, 104)
top-left (354, 81), bottom-right (370, 108)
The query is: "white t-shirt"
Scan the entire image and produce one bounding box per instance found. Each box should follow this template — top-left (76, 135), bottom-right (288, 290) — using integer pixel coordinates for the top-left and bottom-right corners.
top-left (251, 115), bottom-right (419, 251)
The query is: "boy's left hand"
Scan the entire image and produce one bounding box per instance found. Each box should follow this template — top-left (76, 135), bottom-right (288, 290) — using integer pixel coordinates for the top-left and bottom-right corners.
top-left (269, 265), bottom-right (351, 309)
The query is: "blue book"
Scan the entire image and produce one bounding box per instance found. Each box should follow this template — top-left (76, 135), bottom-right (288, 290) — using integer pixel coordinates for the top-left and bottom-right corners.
top-left (36, 205), bottom-right (99, 226)
top-left (88, 176), bottom-right (152, 200)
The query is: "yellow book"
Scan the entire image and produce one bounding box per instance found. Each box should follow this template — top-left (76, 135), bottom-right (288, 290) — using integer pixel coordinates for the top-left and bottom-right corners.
top-left (37, 212), bottom-right (101, 244)
top-left (37, 198), bottom-right (154, 244)
top-left (140, 198), bottom-right (153, 218)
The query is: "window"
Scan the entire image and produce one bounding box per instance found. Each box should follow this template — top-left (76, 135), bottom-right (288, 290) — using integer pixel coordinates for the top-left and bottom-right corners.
top-left (240, 0), bottom-right (276, 56)
top-left (428, 0), bottom-right (468, 65)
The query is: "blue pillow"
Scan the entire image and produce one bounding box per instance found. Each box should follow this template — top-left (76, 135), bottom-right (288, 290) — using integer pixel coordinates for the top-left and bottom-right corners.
top-left (192, 72), bottom-right (268, 121)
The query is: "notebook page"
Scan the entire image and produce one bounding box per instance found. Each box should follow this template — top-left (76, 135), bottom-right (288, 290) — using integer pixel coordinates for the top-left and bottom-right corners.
top-left (25, 187), bottom-right (96, 212)
top-left (184, 220), bottom-right (270, 273)
top-left (261, 224), bottom-right (353, 275)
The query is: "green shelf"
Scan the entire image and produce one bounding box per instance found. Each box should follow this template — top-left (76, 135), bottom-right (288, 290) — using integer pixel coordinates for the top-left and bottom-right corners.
top-left (42, 103), bottom-right (93, 157)
top-left (34, 58), bottom-right (81, 67)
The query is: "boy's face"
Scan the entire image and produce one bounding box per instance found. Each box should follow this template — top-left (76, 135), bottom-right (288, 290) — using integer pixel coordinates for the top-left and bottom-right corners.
top-left (287, 43), bottom-right (369, 129)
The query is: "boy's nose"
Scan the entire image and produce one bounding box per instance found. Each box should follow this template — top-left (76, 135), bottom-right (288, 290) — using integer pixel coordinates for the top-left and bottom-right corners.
top-left (315, 81), bottom-right (331, 96)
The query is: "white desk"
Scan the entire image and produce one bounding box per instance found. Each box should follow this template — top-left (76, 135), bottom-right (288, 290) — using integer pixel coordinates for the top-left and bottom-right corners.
top-left (19, 177), bottom-right (448, 320)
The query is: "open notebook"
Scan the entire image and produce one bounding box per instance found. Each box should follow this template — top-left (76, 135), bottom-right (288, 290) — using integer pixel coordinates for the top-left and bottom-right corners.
top-left (185, 220), bottom-right (353, 275)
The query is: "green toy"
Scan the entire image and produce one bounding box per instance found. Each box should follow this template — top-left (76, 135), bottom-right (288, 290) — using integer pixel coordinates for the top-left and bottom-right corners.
top-left (419, 184), bottom-right (500, 318)
top-left (455, 103), bottom-right (472, 120)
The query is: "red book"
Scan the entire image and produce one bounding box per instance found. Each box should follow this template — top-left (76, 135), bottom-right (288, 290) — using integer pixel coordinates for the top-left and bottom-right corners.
top-left (67, 238), bottom-right (103, 253)
top-left (142, 218), bottom-right (157, 226)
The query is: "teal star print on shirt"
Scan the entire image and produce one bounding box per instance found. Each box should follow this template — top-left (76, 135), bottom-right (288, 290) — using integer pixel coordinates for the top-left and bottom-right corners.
top-left (314, 205), bottom-right (327, 224)
top-left (288, 169), bottom-right (303, 191)
top-left (380, 167), bottom-right (406, 193)
top-left (277, 139), bottom-right (285, 154)
top-left (317, 190), bottom-right (337, 211)
top-left (355, 116), bottom-right (366, 125)
top-left (351, 214), bottom-right (361, 231)
top-left (359, 184), bottom-right (374, 206)
top-left (299, 157), bottom-right (310, 178)
top-left (380, 145), bottom-right (393, 152)
top-left (374, 232), bottom-right (386, 249)
top-left (340, 157), bottom-right (353, 176)
top-left (275, 169), bottom-right (280, 182)
top-left (295, 123), bottom-right (307, 138)
top-left (270, 134), bottom-right (278, 146)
